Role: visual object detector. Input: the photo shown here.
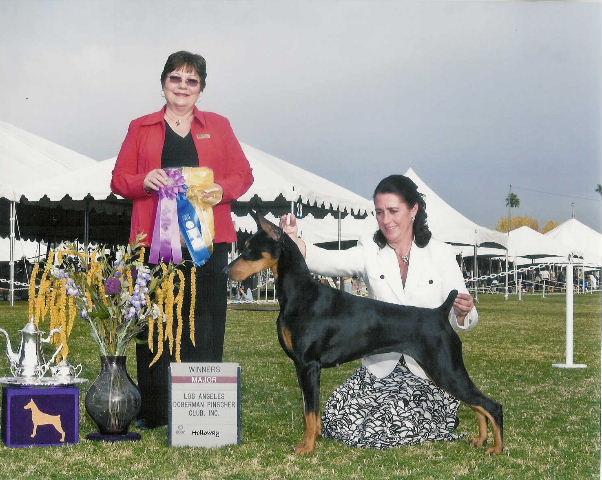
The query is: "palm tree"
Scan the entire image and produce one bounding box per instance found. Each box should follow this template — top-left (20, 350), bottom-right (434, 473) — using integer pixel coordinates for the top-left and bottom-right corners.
top-left (504, 186), bottom-right (520, 300)
top-left (596, 184), bottom-right (602, 197)
top-left (505, 187), bottom-right (520, 232)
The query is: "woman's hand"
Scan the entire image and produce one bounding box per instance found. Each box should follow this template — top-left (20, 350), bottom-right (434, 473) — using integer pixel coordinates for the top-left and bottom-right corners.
top-left (143, 169), bottom-right (170, 193)
top-left (279, 214), bottom-right (299, 238)
top-left (453, 293), bottom-right (474, 325)
top-left (278, 214), bottom-right (306, 257)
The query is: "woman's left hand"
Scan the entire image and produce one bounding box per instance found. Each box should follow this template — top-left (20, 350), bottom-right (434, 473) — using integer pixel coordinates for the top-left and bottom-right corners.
top-left (453, 293), bottom-right (474, 321)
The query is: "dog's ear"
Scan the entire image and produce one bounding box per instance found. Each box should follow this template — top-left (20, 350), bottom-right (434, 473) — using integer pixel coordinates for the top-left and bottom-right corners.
top-left (258, 214), bottom-right (283, 241)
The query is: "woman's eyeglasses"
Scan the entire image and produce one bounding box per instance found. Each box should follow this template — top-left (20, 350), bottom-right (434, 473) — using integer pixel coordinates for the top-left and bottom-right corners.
top-left (168, 75), bottom-right (200, 88)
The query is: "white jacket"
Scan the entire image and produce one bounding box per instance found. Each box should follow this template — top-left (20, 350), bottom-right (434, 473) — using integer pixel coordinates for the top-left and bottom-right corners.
top-left (304, 234), bottom-right (478, 379)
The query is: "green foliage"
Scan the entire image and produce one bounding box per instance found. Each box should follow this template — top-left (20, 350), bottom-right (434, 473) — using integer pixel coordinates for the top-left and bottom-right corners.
top-left (0, 294), bottom-right (599, 479)
top-left (505, 192), bottom-right (520, 209)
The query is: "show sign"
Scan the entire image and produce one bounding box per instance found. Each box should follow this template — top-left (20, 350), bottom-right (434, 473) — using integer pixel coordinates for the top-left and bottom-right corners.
top-left (169, 363), bottom-right (241, 447)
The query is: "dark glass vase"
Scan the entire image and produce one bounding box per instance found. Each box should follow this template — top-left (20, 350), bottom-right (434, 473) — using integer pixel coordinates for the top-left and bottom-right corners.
top-left (85, 356), bottom-right (141, 441)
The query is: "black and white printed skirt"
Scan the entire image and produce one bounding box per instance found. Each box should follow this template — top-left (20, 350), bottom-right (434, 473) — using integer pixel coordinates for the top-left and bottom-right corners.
top-left (321, 357), bottom-right (465, 449)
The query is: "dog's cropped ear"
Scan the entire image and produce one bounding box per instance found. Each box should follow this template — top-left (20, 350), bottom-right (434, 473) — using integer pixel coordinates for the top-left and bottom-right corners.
top-left (258, 214), bottom-right (283, 242)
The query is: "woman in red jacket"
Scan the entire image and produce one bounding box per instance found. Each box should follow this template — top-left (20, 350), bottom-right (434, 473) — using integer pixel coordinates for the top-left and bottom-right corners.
top-left (111, 50), bottom-right (253, 429)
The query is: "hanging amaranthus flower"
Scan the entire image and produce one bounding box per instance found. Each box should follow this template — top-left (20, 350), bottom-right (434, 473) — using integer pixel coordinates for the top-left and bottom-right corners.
top-left (33, 234), bottom-right (186, 362)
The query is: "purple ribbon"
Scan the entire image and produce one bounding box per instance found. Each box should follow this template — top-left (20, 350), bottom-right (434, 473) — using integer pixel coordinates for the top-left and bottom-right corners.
top-left (149, 169), bottom-right (187, 264)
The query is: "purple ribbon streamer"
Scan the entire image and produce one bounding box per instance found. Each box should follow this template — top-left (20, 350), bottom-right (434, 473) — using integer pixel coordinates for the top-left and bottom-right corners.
top-left (149, 169), bottom-right (187, 264)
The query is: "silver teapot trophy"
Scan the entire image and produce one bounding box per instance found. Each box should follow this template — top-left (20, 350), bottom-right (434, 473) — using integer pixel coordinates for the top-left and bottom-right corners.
top-left (0, 318), bottom-right (85, 386)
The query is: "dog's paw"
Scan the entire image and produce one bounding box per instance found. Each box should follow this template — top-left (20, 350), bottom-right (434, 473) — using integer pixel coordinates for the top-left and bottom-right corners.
top-left (470, 437), bottom-right (487, 448)
top-left (485, 445), bottom-right (504, 455)
top-left (294, 442), bottom-right (315, 455)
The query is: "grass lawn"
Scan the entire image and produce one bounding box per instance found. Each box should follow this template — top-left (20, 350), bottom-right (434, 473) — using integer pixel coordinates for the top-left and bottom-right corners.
top-left (0, 293), bottom-right (599, 480)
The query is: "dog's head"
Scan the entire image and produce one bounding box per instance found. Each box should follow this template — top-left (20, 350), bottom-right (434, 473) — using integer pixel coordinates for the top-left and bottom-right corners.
top-left (225, 212), bottom-right (284, 281)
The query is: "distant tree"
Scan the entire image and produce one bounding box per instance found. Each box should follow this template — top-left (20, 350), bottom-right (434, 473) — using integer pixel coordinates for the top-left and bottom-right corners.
top-left (495, 216), bottom-right (540, 232)
top-left (596, 184), bottom-right (602, 197)
top-left (542, 220), bottom-right (561, 233)
top-left (504, 188), bottom-right (520, 233)
top-left (505, 192), bottom-right (520, 209)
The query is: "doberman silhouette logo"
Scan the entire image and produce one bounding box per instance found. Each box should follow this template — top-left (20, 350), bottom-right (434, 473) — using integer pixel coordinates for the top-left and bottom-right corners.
top-left (23, 399), bottom-right (66, 442)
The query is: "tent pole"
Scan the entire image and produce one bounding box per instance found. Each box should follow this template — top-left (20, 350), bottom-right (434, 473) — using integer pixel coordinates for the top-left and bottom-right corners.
top-left (9, 200), bottom-right (16, 306)
top-left (337, 209), bottom-right (341, 250)
top-left (553, 256), bottom-right (586, 369)
top-left (84, 199), bottom-right (90, 252)
top-left (504, 249), bottom-right (509, 301)
top-left (473, 244), bottom-right (478, 302)
top-left (338, 209), bottom-right (343, 291)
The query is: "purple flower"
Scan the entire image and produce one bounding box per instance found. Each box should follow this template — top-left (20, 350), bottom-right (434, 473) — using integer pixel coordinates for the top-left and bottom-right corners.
top-left (104, 277), bottom-right (122, 296)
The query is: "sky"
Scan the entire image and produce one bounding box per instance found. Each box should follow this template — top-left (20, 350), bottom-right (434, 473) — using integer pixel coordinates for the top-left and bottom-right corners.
top-left (1, 0), bottom-right (601, 231)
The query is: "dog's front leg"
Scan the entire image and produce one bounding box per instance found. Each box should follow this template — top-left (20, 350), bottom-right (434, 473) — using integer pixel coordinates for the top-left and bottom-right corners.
top-left (294, 361), bottom-right (321, 454)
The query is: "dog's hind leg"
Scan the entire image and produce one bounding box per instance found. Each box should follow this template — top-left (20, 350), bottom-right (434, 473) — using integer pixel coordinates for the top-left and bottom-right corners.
top-left (469, 404), bottom-right (503, 455)
top-left (469, 405), bottom-right (489, 447)
top-left (294, 361), bottom-right (321, 454)
top-left (428, 367), bottom-right (503, 454)
top-left (413, 340), bottom-right (504, 455)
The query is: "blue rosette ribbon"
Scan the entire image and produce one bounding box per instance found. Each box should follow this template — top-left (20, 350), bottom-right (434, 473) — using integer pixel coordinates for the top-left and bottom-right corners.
top-left (149, 168), bottom-right (215, 266)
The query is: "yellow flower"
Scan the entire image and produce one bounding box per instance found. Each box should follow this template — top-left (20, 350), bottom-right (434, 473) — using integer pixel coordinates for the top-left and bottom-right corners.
top-left (174, 270), bottom-right (185, 362)
top-left (165, 272), bottom-right (176, 354)
top-left (28, 263), bottom-right (40, 320)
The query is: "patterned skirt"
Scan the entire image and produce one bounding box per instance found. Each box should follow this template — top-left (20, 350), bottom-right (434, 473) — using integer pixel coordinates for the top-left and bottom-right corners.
top-left (321, 357), bottom-right (465, 449)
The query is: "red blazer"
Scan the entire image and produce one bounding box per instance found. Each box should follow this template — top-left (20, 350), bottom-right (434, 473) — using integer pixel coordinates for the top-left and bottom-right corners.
top-left (111, 107), bottom-right (253, 245)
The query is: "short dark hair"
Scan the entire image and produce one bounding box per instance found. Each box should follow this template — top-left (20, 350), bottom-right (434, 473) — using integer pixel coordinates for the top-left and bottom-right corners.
top-left (161, 51), bottom-right (207, 91)
top-left (372, 174), bottom-right (432, 248)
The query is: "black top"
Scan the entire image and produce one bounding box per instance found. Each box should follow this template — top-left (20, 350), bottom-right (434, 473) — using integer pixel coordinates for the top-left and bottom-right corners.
top-left (161, 122), bottom-right (199, 168)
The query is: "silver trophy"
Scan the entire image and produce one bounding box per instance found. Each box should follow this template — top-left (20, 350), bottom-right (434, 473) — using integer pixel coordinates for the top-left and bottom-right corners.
top-left (0, 318), bottom-right (63, 379)
top-left (50, 360), bottom-right (83, 380)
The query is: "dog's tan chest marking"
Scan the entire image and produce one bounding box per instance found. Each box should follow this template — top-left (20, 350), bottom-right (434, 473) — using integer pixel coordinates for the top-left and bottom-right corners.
top-left (280, 327), bottom-right (294, 352)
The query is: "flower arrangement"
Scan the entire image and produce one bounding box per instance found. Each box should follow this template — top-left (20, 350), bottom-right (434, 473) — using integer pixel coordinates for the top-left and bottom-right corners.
top-left (29, 234), bottom-right (196, 365)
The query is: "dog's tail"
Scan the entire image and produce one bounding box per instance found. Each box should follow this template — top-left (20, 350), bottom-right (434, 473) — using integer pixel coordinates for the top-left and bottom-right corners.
top-left (438, 290), bottom-right (458, 314)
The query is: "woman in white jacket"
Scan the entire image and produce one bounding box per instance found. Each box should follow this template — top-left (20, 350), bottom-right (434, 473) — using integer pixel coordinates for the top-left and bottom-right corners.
top-left (280, 174), bottom-right (478, 449)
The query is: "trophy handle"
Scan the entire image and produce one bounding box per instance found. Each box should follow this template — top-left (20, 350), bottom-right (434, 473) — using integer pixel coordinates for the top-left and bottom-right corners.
top-left (41, 344), bottom-right (64, 377)
top-left (42, 328), bottom-right (62, 343)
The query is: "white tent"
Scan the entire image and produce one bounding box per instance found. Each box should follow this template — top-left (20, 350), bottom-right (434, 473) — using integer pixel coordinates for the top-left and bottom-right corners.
top-left (404, 168), bottom-right (506, 249)
top-left (544, 218), bottom-right (602, 267)
top-left (456, 225), bottom-right (570, 263)
top-left (0, 121), bottom-right (95, 200)
top-left (0, 121), bottom-right (95, 304)
top-left (237, 144), bottom-right (372, 216)
top-left (0, 238), bottom-right (46, 262)
top-left (18, 143), bottom-right (373, 216)
top-left (234, 212), bottom-right (378, 246)
top-left (19, 157), bottom-right (125, 214)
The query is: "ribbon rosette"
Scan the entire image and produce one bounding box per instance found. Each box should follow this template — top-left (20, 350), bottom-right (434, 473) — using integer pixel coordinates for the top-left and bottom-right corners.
top-left (149, 169), bottom-right (187, 264)
top-left (149, 167), bottom-right (217, 266)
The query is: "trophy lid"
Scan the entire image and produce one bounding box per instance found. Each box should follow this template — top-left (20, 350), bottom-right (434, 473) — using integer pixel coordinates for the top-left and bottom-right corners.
top-left (20, 318), bottom-right (43, 335)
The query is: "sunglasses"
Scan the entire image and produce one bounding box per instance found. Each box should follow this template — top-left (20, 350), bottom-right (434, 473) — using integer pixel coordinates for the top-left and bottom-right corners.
top-left (167, 74), bottom-right (200, 88)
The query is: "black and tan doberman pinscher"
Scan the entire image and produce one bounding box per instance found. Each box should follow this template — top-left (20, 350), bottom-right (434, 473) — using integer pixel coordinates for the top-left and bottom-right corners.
top-left (226, 213), bottom-right (503, 455)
